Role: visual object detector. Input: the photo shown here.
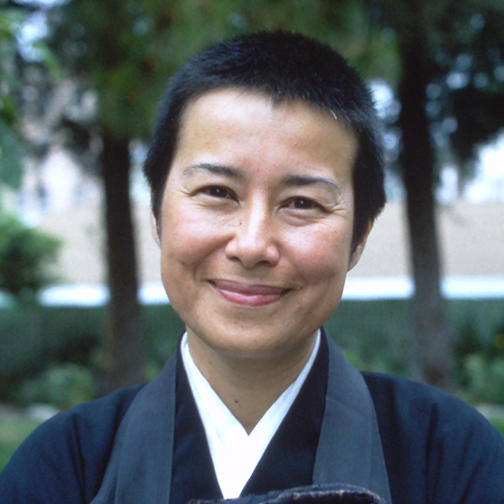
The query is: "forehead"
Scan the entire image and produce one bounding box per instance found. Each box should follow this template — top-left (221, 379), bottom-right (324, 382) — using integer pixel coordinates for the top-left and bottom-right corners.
top-left (174, 88), bottom-right (358, 171)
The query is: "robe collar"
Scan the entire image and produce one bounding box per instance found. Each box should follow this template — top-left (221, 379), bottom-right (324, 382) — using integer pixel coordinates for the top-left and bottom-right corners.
top-left (90, 330), bottom-right (391, 504)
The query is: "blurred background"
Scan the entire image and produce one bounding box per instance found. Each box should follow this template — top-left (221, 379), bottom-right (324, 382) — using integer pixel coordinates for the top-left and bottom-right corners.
top-left (1, 0), bottom-right (503, 466)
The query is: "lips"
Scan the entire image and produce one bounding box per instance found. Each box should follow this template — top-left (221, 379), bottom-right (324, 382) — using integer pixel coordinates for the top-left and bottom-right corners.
top-left (210, 279), bottom-right (291, 307)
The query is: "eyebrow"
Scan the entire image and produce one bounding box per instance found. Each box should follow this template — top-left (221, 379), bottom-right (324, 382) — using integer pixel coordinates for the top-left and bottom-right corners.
top-left (281, 174), bottom-right (341, 194)
top-left (183, 163), bottom-right (245, 179)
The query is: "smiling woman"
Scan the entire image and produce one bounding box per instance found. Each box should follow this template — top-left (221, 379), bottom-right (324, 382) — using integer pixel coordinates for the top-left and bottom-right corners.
top-left (155, 89), bottom-right (362, 433)
top-left (1, 30), bottom-right (503, 504)
top-left (158, 89), bottom-right (359, 365)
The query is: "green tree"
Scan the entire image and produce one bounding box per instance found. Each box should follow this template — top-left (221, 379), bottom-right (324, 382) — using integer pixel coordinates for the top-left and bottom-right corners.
top-left (44, 0), bottom-right (168, 393)
top-left (0, 6), bottom-right (26, 198)
top-left (234, 0), bottom-right (504, 388)
top-left (366, 0), bottom-right (504, 387)
top-left (32, 0), bottom-right (503, 393)
top-left (43, 0), bottom-right (259, 394)
top-left (39, 0), bottom-right (399, 392)
top-left (1, 0), bottom-right (62, 210)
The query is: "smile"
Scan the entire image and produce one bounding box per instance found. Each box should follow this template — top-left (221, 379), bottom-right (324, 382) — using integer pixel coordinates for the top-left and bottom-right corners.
top-left (210, 279), bottom-right (291, 307)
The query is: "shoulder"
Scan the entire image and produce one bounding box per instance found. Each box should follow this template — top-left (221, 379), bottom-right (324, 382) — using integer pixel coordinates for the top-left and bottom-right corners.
top-left (0, 384), bottom-right (144, 504)
top-left (362, 371), bottom-right (502, 445)
top-left (50, 383), bottom-right (144, 441)
top-left (362, 371), bottom-right (483, 427)
top-left (362, 372), bottom-right (504, 503)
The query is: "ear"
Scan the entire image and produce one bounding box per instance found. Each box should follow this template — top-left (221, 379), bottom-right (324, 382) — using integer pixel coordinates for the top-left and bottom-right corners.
top-left (347, 220), bottom-right (373, 271)
top-left (151, 211), bottom-right (161, 247)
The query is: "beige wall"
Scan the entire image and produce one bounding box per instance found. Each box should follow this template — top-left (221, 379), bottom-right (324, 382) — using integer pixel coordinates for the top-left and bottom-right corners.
top-left (351, 201), bottom-right (504, 278)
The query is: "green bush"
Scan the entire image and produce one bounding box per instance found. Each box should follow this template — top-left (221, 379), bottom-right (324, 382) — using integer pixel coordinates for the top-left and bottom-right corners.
top-left (0, 417), bottom-right (41, 472)
top-left (0, 303), bottom-right (183, 404)
top-left (488, 415), bottom-right (504, 437)
top-left (454, 318), bottom-right (504, 404)
top-left (144, 304), bottom-right (185, 366)
top-left (326, 299), bottom-right (411, 376)
top-left (14, 363), bottom-right (95, 410)
top-left (1, 297), bottom-right (503, 407)
top-left (0, 213), bottom-right (62, 300)
top-left (0, 305), bottom-right (104, 396)
top-left (459, 354), bottom-right (504, 404)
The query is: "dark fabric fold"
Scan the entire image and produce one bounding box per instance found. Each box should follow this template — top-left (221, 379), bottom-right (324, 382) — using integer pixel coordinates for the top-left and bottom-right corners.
top-left (90, 330), bottom-right (391, 504)
top-left (313, 331), bottom-right (391, 502)
top-left (189, 483), bottom-right (385, 504)
top-left (89, 356), bottom-right (178, 504)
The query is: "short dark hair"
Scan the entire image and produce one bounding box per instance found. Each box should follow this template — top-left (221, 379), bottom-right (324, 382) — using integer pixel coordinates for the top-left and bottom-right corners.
top-left (144, 31), bottom-right (385, 249)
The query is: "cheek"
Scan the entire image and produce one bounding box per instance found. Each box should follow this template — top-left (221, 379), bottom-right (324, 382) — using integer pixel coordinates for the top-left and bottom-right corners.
top-left (159, 209), bottom-right (223, 270)
top-left (285, 226), bottom-right (353, 283)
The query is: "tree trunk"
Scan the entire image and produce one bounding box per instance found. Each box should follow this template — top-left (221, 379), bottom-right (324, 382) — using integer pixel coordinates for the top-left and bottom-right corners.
top-left (97, 129), bottom-right (146, 395)
top-left (397, 35), bottom-right (452, 389)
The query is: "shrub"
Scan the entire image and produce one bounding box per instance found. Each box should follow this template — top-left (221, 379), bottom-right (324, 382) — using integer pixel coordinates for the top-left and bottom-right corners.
top-left (459, 354), bottom-right (504, 405)
top-left (0, 213), bottom-right (62, 300)
top-left (14, 363), bottom-right (95, 410)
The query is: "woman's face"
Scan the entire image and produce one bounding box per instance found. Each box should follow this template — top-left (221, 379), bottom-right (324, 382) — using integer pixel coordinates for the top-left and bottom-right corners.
top-left (156, 88), bottom-right (365, 362)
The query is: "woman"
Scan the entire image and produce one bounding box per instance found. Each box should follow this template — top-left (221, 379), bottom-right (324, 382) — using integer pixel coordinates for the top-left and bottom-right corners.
top-left (1, 31), bottom-right (503, 504)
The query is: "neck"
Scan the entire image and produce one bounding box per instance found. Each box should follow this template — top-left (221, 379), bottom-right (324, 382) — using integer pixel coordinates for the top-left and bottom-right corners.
top-left (186, 331), bottom-right (318, 433)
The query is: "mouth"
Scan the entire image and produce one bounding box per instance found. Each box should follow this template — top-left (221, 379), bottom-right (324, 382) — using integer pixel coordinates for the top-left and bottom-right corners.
top-left (209, 279), bottom-right (292, 307)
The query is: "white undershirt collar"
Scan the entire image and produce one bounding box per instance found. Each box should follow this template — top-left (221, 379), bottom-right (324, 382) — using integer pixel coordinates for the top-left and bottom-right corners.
top-left (181, 331), bottom-right (321, 499)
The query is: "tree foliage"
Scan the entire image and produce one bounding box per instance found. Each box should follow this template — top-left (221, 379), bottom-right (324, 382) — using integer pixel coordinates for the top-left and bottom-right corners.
top-left (0, 2), bottom-right (62, 203)
top-left (361, 0), bottom-right (504, 387)
top-left (42, 0), bottom-right (260, 392)
top-left (0, 213), bottom-right (61, 300)
top-left (0, 8), bottom-right (25, 192)
top-left (18, 0), bottom-right (503, 390)
top-left (371, 0), bottom-right (504, 184)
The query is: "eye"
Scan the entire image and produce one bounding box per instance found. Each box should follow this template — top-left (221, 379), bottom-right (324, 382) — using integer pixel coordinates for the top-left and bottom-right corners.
top-left (199, 185), bottom-right (235, 200)
top-left (285, 197), bottom-right (323, 211)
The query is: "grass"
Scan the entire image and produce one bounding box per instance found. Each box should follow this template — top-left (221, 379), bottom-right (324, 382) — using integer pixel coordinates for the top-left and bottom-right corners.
top-left (488, 416), bottom-right (504, 437)
top-left (0, 417), bottom-right (41, 471)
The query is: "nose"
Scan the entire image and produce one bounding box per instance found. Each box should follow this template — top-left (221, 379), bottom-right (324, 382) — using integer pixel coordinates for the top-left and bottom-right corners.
top-left (225, 203), bottom-right (280, 269)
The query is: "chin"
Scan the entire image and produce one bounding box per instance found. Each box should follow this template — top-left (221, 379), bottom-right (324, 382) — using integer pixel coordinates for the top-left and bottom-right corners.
top-left (203, 324), bottom-right (315, 361)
